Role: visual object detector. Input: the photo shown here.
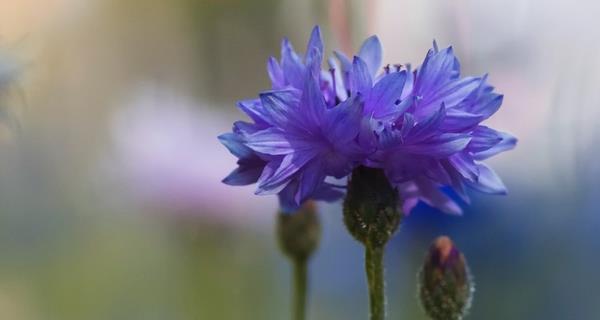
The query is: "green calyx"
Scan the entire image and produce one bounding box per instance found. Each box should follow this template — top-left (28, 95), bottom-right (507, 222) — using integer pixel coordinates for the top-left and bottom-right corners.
top-left (343, 166), bottom-right (402, 247)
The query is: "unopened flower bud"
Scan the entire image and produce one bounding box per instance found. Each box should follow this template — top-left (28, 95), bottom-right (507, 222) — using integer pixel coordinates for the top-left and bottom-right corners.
top-left (277, 201), bottom-right (321, 262)
top-left (419, 236), bottom-right (474, 320)
top-left (343, 166), bottom-right (402, 247)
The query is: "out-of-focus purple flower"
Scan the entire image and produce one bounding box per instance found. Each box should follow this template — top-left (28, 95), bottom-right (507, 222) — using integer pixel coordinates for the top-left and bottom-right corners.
top-left (0, 50), bottom-right (20, 139)
top-left (109, 86), bottom-right (276, 224)
top-left (220, 26), bottom-right (516, 214)
top-left (0, 50), bottom-right (19, 89)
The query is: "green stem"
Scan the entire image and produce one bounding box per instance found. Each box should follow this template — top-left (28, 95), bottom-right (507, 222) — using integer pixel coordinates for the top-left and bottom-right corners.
top-left (292, 258), bottom-right (308, 320)
top-left (365, 244), bottom-right (385, 320)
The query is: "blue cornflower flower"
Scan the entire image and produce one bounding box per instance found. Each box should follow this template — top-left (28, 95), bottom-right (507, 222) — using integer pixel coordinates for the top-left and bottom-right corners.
top-left (220, 26), bottom-right (516, 214)
top-left (245, 71), bottom-right (366, 210)
top-left (363, 42), bottom-right (517, 214)
top-left (220, 26), bottom-right (363, 211)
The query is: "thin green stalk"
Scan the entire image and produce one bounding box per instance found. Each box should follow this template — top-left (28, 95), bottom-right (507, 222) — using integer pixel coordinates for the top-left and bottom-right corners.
top-left (292, 258), bottom-right (308, 320)
top-left (365, 244), bottom-right (385, 320)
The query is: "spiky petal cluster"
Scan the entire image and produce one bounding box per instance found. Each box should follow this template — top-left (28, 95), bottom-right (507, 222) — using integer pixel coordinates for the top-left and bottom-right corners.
top-left (220, 26), bottom-right (516, 213)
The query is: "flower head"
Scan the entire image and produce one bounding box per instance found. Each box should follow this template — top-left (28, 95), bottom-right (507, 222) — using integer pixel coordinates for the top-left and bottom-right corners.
top-left (221, 26), bottom-right (362, 211)
top-left (220, 27), bottom-right (516, 214)
top-left (362, 43), bottom-right (517, 214)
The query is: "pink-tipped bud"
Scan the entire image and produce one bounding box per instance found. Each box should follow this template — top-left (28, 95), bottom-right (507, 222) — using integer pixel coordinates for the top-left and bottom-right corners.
top-left (419, 236), bottom-right (474, 320)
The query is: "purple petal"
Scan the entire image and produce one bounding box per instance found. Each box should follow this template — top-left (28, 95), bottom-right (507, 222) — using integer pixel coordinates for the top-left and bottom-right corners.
top-left (312, 182), bottom-right (345, 202)
top-left (366, 71), bottom-right (407, 119)
top-left (441, 109), bottom-right (484, 132)
top-left (256, 161), bottom-right (290, 195)
top-left (416, 77), bottom-right (481, 117)
top-left (448, 152), bottom-right (479, 181)
top-left (358, 116), bottom-right (378, 152)
top-left (300, 73), bottom-right (327, 128)
top-left (295, 160), bottom-right (325, 204)
top-left (334, 51), bottom-right (352, 73)
top-left (470, 93), bottom-right (503, 120)
top-left (277, 181), bottom-right (301, 212)
top-left (397, 112), bottom-right (416, 140)
top-left (323, 95), bottom-right (363, 142)
top-left (441, 161), bottom-right (470, 203)
top-left (467, 126), bottom-right (503, 153)
top-left (358, 35), bottom-right (383, 77)
top-left (380, 152), bottom-right (433, 184)
top-left (281, 38), bottom-right (305, 88)
top-left (459, 75), bottom-right (503, 119)
top-left (258, 88), bottom-right (301, 127)
top-left (305, 26), bottom-right (324, 60)
top-left (402, 198), bottom-right (420, 215)
top-left (466, 163), bottom-right (507, 194)
top-left (377, 124), bottom-right (402, 149)
top-left (258, 151), bottom-right (316, 193)
top-left (471, 128), bottom-right (517, 160)
top-left (425, 160), bottom-right (453, 186)
top-left (432, 76), bottom-right (482, 106)
top-left (245, 128), bottom-right (294, 155)
top-left (406, 105), bottom-right (446, 142)
top-left (305, 46), bottom-right (323, 80)
top-left (222, 165), bottom-right (263, 186)
top-left (218, 133), bottom-right (253, 159)
top-left (267, 57), bottom-right (285, 89)
top-left (414, 46), bottom-right (460, 95)
top-left (334, 51), bottom-right (353, 90)
top-left (233, 121), bottom-right (262, 136)
top-left (323, 148), bottom-right (359, 178)
top-left (415, 177), bottom-right (463, 215)
top-left (402, 66), bottom-right (414, 99)
top-left (278, 180), bottom-right (343, 213)
top-left (327, 57), bottom-right (349, 101)
top-left (237, 99), bottom-right (269, 126)
top-left (397, 181), bottom-right (420, 215)
top-left (402, 133), bottom-right (471, 158)
top-left (351, 56), bottom-right (373, 96)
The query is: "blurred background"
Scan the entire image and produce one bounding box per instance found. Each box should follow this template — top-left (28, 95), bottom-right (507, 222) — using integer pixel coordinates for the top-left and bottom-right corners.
top-left (0, 0), bottom-right (599, 319)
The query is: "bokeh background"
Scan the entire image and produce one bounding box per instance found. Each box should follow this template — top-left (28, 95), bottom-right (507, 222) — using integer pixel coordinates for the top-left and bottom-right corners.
top-left (1, 0), bottom-right (599, 319)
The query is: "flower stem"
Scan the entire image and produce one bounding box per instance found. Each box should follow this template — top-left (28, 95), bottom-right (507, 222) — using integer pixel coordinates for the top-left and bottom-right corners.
top-left (276, 204), bottom-right (320, 320)
top-left (343, 167), bottom-right (401, 320)
top-left (365, 243), bottom-right (385, 320)
top-left (292, 258), bottom-right (308, 320)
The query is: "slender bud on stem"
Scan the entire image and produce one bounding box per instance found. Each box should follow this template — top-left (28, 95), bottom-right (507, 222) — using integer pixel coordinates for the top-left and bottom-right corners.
top-left (277, 201), bottom-right (321, 320)
top-left (343, 166), bottom-right (402, 320)
top-left (277, 201), bottom-right (321, 262)
top-left (419, 236), bottom-right (474, 320)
